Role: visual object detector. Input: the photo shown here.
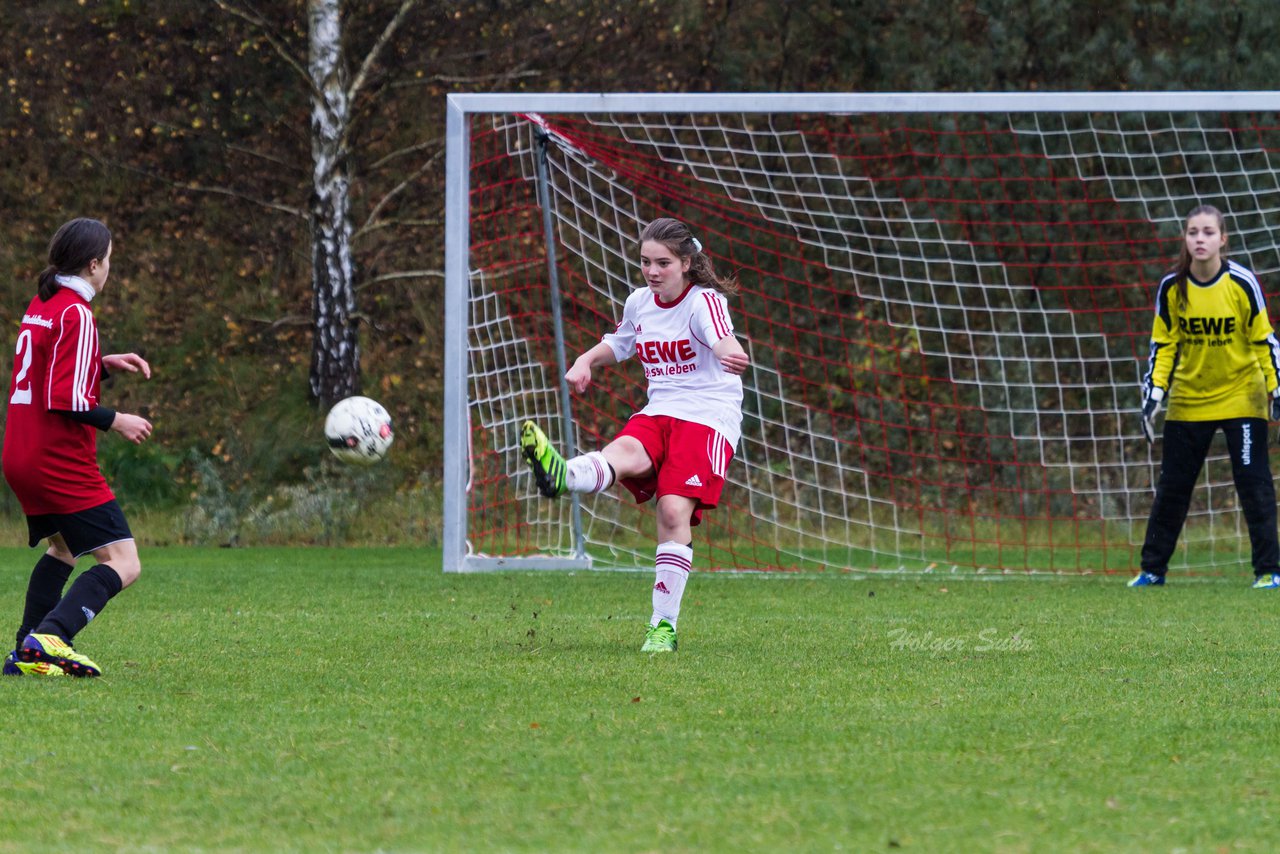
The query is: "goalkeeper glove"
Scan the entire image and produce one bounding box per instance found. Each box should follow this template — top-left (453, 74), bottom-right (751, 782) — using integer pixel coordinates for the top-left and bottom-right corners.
top-left (1141, 386), bottom-right (1164, 444)
top-left (1271, 388), bottom-right (1280, 422)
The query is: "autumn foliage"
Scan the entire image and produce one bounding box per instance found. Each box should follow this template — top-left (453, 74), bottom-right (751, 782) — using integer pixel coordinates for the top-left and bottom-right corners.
top-left (2, 0), bottom-right (1279, 521)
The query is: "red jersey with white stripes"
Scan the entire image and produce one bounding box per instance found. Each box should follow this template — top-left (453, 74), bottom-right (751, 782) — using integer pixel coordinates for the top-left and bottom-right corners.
top-left (602, 283), bottom-right (743, 447)
top-left (2, 286), bottom-right (114, 515)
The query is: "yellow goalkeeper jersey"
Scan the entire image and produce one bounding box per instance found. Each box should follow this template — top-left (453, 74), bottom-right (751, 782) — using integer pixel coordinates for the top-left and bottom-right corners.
top-left (1144, 259), bottom-right (1280, 421)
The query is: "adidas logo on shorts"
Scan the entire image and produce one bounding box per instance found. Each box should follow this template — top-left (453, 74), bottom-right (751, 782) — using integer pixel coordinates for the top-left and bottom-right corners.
top-left (684, 474), bottom-right (703, 487)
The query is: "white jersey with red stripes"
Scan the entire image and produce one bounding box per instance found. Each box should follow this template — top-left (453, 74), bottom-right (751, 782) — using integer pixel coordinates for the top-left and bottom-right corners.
top-left (602, 282), bottom-right (743, 447)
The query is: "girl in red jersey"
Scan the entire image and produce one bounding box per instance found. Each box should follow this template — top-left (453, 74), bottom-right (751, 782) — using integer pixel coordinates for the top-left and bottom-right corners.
top-left (2, 218), bottom-right (153, 677)
top-left (520, 217), bottom-right (749, 653)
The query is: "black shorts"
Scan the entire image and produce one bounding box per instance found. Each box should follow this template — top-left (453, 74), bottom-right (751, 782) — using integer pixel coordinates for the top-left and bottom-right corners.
top-left (26, 499), bottom-right (134, 557)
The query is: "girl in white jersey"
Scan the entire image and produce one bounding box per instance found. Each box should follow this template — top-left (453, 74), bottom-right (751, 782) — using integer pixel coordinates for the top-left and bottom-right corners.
top-left (520, 218), bottom-right (749, 652)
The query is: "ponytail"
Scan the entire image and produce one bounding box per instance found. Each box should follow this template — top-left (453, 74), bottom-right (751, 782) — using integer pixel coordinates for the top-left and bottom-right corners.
top-left (688, 250), bottom-right (740, 297)
top-left (37, 266), bottom-right (61, 301)
top-left (639, 217), bottom-right (740, 296)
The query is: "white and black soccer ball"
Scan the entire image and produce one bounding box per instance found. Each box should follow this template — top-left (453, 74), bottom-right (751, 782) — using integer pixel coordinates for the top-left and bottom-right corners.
top-left (324, 396), bottom-right (393, 465)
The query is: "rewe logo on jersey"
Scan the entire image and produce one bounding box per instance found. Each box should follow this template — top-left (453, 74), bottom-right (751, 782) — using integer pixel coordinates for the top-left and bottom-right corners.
top-left (639, 338), bottom-right (699, 379)
top-left (637, 339), bottom-right (696, 364)
top-left (1178, 316), bottom-right (1237, 335)
top-left (684, 474), bottom-right (703, 487)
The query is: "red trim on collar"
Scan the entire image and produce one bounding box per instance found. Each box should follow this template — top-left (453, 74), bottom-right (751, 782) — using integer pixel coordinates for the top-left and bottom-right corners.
top-left (653, 282), bottom-right (694, 309)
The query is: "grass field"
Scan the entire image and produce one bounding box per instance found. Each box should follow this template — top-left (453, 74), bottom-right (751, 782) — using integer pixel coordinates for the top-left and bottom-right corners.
top-left (1, 547), bottom-right (1278, 852)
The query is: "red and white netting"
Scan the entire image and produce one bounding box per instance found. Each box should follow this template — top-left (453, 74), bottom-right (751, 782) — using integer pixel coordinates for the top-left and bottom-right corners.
top-left (461, 108), bottom-right (1280, 574)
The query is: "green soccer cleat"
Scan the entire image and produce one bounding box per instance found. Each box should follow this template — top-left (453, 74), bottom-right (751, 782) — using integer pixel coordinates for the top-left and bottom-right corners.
top-left (1253, 573), bottom-right (1280, 589)
top-left (19, 633), bottom-right (101, 678)
top-left (641, 619), bottom-right (678, 653)
top-left (520, 420), bottom-right (568, 498)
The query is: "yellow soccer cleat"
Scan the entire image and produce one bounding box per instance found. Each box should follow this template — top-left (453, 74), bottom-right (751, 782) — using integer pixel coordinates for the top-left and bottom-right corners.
top-left (19, 633), bottom-right (101, 678)
top-left (3, 650), bottom-right (65, 677)
top-left (520, 421), bottom-right (568, 498)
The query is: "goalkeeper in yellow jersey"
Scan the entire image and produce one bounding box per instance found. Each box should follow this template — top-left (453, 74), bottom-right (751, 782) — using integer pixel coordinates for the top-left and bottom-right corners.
top-left (1132, 204), bottom-right (1280, 588)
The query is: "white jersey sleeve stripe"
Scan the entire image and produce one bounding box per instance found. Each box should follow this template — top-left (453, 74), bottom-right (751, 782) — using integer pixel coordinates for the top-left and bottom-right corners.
top-left (75, 304), bottom-right (94, 411)
top-left (703, 291), bottom-right (731, 341)
top-left (48, 304), bottom-right (96, 411)
top-left (1234, 261), bottom-right (1268, 325)
top-left (72, 305), bottom-right (84, 409)
top-left (47, 306), bottom-right (73, 410)
top-left (72, 307), bottom-right (84, 409)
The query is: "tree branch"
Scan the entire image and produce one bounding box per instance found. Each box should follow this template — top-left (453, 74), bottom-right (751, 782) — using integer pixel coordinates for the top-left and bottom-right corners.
top-left (391, 69), bottom-right (543, 88)
top-left (214, 0), bottom-right (321, 100)
top-left (356, 270), bottom-right (445, 291)
top-left (144, 119), bottom-right (305, 174)
top-left (353, 217), bottom-right (442, 238)
top-left (355, 148), bottom-right (444, 240)
top-left (347, 0), bottom-right (419, 105)
top-left (76, 144), bottom-right (306, 219)
top-left (246, 314), bottom-right (314, 330)
top-left (367, 136), bottom-right (443, 171)
top-left (178, 183), bottom-right (308, 218)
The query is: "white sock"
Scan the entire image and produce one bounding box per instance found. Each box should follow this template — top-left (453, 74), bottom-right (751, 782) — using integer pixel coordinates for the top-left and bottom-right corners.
top-left (565, 451), bottom-right (614, 493)
top-left (650, 541), bottom-right (692, 628)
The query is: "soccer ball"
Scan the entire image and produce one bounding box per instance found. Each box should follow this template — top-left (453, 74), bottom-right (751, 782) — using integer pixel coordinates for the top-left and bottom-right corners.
top-left (324, 396), bottom-right (393, 465)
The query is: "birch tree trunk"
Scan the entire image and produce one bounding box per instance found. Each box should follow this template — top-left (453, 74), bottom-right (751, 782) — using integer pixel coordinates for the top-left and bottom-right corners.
top-left (308, 0), bottom-right (359, 406)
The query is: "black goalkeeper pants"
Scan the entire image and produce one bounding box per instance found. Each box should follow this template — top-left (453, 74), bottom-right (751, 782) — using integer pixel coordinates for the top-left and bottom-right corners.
top-left (1141, 418), bottom-right (1279, 577)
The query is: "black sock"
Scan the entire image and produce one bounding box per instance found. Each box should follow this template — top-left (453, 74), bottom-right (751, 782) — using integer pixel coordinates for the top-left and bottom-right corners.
top-left (36, 564), bottom-right (123, 643)
top-left (16, 554), bottom-right (74, 650)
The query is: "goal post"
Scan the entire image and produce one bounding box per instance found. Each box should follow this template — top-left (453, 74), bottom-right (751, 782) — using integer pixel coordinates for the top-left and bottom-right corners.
top-left (443, 91), bottom-right (1280, 575)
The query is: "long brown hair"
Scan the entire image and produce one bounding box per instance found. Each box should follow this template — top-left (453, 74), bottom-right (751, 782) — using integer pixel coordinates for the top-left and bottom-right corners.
top-left (1171, 204), bottom-right (1227, 306)
top-left (38, 218), bottom-right (112, 302)
top-left (639, 217), bottom-right (739, 296)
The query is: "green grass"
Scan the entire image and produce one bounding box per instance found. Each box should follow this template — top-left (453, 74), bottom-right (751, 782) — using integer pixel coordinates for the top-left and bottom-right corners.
top-left (1, 548), bottom-right (1277, 851)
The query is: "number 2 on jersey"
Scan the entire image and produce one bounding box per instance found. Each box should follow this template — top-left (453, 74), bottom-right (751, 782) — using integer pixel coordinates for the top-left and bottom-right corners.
top-left (10, 329), bottom-right (32, 405)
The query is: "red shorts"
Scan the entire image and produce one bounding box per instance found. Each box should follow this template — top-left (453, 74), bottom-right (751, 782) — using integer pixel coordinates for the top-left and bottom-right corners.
top-left (615, 414), bottom-right (734, 527)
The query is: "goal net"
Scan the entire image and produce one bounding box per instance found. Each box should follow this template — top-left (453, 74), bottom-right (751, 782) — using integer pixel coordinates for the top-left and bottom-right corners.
top-left (443, 93), bottom-right (1280, 575)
